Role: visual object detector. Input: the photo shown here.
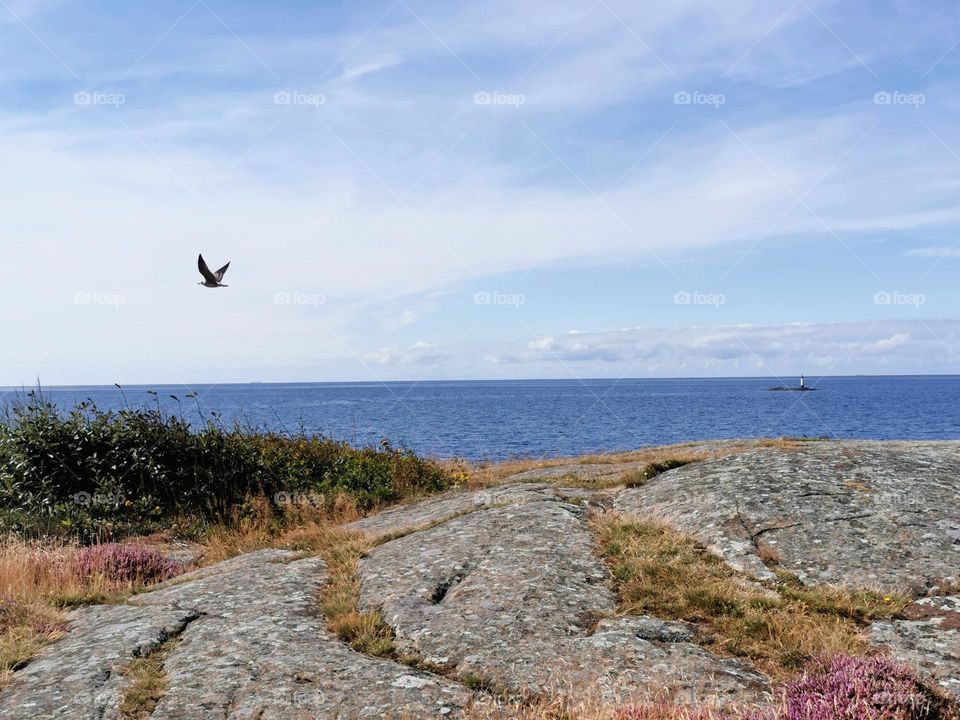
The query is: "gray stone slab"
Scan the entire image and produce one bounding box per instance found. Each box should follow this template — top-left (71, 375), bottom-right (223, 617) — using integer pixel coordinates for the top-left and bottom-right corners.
top-left (359, 501), bottom-right (770, 705)
top-left (614, 441), bottom-right (960, 591)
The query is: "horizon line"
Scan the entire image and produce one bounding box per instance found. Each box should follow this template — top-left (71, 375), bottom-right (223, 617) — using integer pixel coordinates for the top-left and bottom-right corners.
top-left (3, 373), bottom-right (960, 391)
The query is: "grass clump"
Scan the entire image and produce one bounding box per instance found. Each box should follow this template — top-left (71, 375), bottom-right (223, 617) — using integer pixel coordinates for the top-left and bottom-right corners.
top-left (0, 597), bottom-right (68, 687)
top-left (0, 391), bottom-right (451, 540)
top-left (118, 635), bottom-right (182, 719)
top-left (593, 515), bottom-right (908, 680)
top-left (0, 538), bottom-right (190, 685)
top-left (621, 458), bottom-right (693, 488)
top-left (314, 528), bottom-right (396, 657)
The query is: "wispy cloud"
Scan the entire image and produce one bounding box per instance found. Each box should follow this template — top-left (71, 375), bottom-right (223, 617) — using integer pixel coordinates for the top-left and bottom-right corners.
top-left (904, 246), bottom-right (960, 258)
top-left (356, 320), bottom-right (959, 378)
top-left (2, 0), bottom-right (960, 382)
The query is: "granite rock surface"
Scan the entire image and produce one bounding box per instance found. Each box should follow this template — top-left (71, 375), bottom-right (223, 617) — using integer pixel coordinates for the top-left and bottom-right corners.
top-left (3, 440), bottom-right (958, 717)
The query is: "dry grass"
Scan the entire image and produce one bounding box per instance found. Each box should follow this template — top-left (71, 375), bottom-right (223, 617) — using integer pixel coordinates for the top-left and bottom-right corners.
top-left (197, 493), bottom-right (362, 565)
top-left (0, 538), bottom-right (162, 686)
top-left (464, 692), bottom-right (617, 719)
top-left (463, 690), bottom-right (757, 719)
top-left (0, 535), bottom-right (202, 684)
top-left (312, 528), bottom-right (396, 657)
top-left (754, 541), bottom-right (782, 568)
top-left (0, 540), bottom-right (147, 607)
top-left (593, 514), bottom-right (908, 681)
top-left (440, 439), bottom-right (811, 490)
top-left (0, 599), bottom-right (68, 688)
top-left (117, 636), bottom-right (180, 719)
top-left (0, 494), bottom-right (365, 687)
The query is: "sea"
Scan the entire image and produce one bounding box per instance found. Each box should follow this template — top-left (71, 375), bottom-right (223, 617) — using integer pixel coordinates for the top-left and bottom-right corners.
top-left (2, 376), bottom-right (958, 460)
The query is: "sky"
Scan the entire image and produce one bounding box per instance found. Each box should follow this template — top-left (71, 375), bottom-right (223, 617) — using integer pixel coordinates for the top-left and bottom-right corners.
top-left (2, 0), bottom-right (960, 384)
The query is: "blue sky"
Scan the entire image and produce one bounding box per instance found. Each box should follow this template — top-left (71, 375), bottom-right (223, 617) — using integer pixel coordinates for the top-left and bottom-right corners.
top-left (3, 0), bottom-right (960, 384)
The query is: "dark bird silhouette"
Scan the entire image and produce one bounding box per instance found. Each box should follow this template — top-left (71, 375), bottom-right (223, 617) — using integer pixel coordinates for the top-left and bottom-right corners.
top-left (197, 254), bottom-right (230, 288)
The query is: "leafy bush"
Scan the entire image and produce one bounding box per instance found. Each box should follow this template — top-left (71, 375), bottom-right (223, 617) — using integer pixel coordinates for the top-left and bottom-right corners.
top-left (0, 392), bottom-right (451, 539)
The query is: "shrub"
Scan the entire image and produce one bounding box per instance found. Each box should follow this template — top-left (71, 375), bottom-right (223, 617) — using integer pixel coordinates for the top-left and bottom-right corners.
top-left (785, 655), bottom-right (956, 720)
top-left (0, 392), bottom-right (451, 539)
top-left (71, 544), bottom-right (182, 586)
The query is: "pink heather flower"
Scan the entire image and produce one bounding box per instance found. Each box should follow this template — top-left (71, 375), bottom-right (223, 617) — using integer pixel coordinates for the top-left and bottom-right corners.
top-left (616, 655), bottom-right (957, 720)
top-left (785, 655), bottom-right (955, 720)
top-left (72, 543), bottom-right (183, 586)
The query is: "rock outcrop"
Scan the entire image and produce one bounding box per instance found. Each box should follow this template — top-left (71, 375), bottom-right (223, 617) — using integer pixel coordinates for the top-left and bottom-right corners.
top-left (2, 440), bottom-right (959, 717)
top-left (358, 495), bottom-right (768, 704)
top-left (615, 441), bottom-right (960, 591)
top-left (871, 595), bottom-right (960, 698)
top-left (0, 550), bottom-right (469, 719)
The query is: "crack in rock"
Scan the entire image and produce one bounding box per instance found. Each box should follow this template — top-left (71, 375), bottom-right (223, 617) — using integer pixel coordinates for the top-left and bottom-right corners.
top-left (0, 603), bottom-right (203, 720)
top-left (0, 550), bottom-right (469, 719)
top-left (430, 570), bottom-right (470, 605)
top-left (359, 501), bottom-right (770, 705)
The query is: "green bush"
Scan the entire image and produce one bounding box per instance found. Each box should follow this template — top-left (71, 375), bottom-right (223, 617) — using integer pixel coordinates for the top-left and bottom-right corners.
top-left (0, 392), bottom-right (450, 539)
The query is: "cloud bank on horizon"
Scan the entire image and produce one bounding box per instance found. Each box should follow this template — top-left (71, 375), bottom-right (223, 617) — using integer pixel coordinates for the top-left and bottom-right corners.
top-left (2, 0), bottom-right (960, 384)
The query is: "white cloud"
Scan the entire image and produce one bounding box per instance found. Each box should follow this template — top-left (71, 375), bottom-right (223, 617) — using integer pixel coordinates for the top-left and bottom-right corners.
top-left (871, 332), bottom-right (911, 352)
top-left (349, 320), bottom-right (959, 380)
top-left (904, 246), bottom-right (960, 258)
top-left (339, 54), bottom-right (404, 81)
top-left (527, 336), bottom-right (555, 351)
top-left (2, 1), bottom-right (960, 382)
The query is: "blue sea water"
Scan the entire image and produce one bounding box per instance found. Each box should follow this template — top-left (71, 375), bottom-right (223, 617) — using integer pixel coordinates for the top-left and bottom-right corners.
top-left (2, 376), bottom-right (958, 460)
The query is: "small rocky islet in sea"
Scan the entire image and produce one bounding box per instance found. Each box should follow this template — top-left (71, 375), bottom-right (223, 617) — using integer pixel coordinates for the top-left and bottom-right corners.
top-left (1, 439), bottom-right (959, 718)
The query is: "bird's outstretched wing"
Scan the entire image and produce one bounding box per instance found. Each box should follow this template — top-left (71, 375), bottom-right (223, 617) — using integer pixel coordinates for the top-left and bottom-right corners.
top-left (198, 254), bottom-right (217, 284)
top-left (214, 262), bottom-right (230, 282)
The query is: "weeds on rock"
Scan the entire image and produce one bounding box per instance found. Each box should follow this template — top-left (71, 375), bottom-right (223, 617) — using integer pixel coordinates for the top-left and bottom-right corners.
top-left (0, 596), bottom-right (68, 687)
top-left (0, 539), bottom-right (190, 685)
top-left (118, 635), bottom-right (182, 719)
top-left (621, 459), bottom-right (693, 488)
top-left (593, 515), bottom-right (908, 680)
top-left (617, 655), bottom-right (958, 720)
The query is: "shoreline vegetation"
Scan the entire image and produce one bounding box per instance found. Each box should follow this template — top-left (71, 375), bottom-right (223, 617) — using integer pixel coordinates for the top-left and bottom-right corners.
top-left (0, 393), bottom-right (956, 718)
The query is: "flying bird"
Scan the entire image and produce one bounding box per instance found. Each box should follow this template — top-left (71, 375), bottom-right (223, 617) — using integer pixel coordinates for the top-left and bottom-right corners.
top-left (197, 254), bottom-right (230, 288)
